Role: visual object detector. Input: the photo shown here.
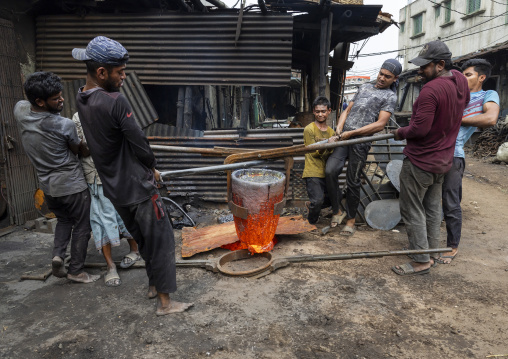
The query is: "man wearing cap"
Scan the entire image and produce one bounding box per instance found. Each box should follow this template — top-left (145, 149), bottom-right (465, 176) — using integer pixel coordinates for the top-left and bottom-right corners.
top-left (391, 40), bottom-right (470, 276)
top-left (73, 36), bottom-right (193, 315)
top-left (14, 72), bottom-right (99, 284)
top-left (325, 59), bottom-right (401, 236)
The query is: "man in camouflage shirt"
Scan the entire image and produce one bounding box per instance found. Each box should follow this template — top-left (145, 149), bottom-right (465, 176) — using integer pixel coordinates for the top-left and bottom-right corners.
top-left (325, 59), bottom-right (400, 236)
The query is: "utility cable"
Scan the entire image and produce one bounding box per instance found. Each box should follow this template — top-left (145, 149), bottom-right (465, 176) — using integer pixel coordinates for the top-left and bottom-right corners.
top-left (427, 0), bottom-right (504, 17)
top-left (356, 20), bottom-right (508, 58)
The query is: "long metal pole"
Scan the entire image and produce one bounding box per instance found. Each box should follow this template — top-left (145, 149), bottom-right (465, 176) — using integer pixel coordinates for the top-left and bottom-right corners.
top-left (224, 133), bottom-right (395, 164)
top-left (160, 160), bottom-right (270, 178)
top-left (281, 248), bottom-right (451, 263)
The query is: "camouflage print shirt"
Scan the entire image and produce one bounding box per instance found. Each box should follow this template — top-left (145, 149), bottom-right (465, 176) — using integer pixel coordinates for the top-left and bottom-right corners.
top-left (344, 83), bottom-right (397, 132)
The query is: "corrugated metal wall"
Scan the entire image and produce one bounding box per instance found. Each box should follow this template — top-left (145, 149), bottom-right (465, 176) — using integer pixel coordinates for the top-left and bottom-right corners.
top-left (36, 13), bottom-right (293, 87)
top-left (61, 72), bottom-right (158, 129)
top-left (0, 19), bottom-right (40, 225)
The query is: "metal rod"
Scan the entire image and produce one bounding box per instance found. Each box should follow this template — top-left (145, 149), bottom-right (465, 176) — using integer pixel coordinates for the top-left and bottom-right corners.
top-left (281, 248), bottom-right (451, 263)
top-left (224, 133), bottom-right (395, 164)
top-left (160, 160), bottom-right (270, 178)
top-left (151, 145), bottom-right (223, 155)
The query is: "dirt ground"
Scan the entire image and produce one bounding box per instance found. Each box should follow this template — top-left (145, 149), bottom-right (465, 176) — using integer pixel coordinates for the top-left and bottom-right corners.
top-left (1, 156), bottom-right (507, 359)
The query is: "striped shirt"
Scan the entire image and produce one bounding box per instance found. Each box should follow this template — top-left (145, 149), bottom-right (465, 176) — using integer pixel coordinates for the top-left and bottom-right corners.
top-left (454, 90), bottom-right (499, 158)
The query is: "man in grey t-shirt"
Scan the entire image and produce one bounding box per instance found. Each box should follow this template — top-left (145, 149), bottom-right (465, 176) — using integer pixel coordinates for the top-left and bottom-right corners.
top-left (325, 59), bottom-right (400, 236)
top-left (14, 72), bottom-right (99, 283)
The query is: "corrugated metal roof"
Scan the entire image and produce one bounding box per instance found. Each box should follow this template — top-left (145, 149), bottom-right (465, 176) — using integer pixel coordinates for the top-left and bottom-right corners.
top-left (61, 72), bottom-right (158, 129)
top-left (36, 13), bottom-right (293, 87)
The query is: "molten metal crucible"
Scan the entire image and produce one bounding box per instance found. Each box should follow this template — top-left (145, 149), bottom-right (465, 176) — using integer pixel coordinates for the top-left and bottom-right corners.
top-left (225, 168), bottom-right (286, 254)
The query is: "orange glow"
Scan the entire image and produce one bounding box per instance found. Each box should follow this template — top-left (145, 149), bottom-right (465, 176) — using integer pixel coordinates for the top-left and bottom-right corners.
top-left (223, 191), bottom-right (284, 254)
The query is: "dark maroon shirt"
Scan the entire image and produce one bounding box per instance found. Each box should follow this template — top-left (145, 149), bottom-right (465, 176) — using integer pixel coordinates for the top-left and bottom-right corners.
top-left (397, 69), bottom-right (470, 174)
top-left (76, 87), bottom-right (157, 206)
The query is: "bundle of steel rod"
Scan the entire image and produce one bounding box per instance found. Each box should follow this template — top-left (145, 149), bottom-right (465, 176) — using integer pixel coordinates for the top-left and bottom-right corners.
top-left (157, 133), bottom-right (395, 178)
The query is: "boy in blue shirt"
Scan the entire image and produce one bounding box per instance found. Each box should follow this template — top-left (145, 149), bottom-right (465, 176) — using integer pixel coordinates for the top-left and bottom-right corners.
top-left (439, 59), bottom-right (500, 264)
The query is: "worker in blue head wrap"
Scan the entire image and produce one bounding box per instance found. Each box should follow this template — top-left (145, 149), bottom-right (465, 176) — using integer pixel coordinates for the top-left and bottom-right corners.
top-left (380, 58), bottom-right (402, 92)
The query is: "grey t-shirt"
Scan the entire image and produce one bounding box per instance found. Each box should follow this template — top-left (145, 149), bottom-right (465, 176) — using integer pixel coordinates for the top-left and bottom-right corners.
top-left (344, 83), bottom-right (397, 131)
top-left (14, 100), bottom-right (87, 197)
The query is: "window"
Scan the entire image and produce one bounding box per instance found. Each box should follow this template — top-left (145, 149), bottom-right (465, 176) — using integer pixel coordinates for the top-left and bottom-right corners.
top-left (435, 6), bottom-right (440, 19)
top-left (444, 0), bottom-right (452, 23)
top-left (400, 22), bottom-right (405, 33)
top-left (413, 13), bottom-right (423, 35)
top-left (467, 0), bottom-right (481, 14)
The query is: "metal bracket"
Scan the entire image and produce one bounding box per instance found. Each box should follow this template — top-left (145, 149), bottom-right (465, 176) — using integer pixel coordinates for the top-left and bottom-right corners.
top-left (228, 201), bottom-right (249, 219)
top-left (273, 197), bottom-right (286, 216)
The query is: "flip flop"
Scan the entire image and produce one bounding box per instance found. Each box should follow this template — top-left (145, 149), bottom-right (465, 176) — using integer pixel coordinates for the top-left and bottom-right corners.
top-left (401, 248), bottom-right (438, 267)
top-left (104, 270), bottom-right (121, 287)
top-left (120, 252), bottom-right (142, 269)
top-left (331, 212), bottom-right (347, 228)
top-left (392, 262), bottom-right (430, 276)
top-left (435, 253), bottom-right (457, 265)
top-left (340, 225), bottom-right (356, 236)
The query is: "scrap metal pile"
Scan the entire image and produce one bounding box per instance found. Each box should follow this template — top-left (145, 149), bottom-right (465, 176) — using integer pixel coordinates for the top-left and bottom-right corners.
top-left (472, 122), bottom-right (508, 158)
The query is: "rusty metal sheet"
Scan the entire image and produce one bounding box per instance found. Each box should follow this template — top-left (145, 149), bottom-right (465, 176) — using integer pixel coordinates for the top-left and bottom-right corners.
top-left (181, 215), bottom-right (316, 257)
top-left (35, 13), bottom-right (293, 87)
top-left (61, 72), bottom-right (158, 129)
top-left (0, 18), bottom-right (40, 225)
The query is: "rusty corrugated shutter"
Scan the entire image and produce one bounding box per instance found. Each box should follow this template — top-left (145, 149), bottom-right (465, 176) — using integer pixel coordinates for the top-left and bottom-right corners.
top-left (36, 13), bottom-right (293, 87)
top-left (0, 19), bottom-right (40, 225)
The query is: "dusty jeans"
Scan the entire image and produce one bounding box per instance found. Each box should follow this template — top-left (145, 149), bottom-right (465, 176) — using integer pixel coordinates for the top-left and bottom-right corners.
top-left (399, 158), bottom-right (444, 263)
top-left (305, 177), bottom-right (331, 224)
top-left (442, 157), bottom-right (465, 248)
top-left (325, 142), bottom-right (371, 220)
top-left (45, 189), bottom-right (91, 275)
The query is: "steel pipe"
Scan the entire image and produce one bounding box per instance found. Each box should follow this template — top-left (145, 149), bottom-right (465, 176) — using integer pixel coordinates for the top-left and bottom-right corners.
top-left (160, 160), bottom-right (270, 178)
top-left (224, 133), bottom-right (395, 164)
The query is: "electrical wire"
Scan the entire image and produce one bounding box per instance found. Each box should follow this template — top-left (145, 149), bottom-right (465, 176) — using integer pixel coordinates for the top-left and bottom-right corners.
top-left (427, 0), bottom-right (504, 17)
top-left (356, 20), bottom-right (508, 58)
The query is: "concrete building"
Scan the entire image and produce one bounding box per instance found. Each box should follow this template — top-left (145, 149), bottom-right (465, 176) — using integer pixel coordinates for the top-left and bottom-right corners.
top-left (343, 76), bottom-right (371, 102)
top-left (398, 0), bottom-right (508, 70)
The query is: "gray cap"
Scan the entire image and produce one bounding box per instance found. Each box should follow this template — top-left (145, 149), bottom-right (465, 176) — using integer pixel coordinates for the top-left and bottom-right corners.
top-left (409, 40), bottom-right (452, 67)
top-left (72, 36), bottom-right (129, 65)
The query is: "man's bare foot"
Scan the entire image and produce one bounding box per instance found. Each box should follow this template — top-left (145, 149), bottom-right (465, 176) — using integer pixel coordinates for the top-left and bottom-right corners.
top-left (67, 271), bottom-right (100, 283)
top-left (147, 285), bottom-right (157, 299)
top-left (436, 248), bottom-right (458, 264)
top-left (156, 293), bottom-right (193, 316)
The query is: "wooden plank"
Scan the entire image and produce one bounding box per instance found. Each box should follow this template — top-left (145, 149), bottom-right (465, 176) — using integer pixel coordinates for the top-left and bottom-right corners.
top-left (181, 215), bottom-right (316, 258)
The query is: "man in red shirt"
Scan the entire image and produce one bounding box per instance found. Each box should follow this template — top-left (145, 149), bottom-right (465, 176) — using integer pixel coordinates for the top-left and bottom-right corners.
top-left (391, 41), bottom-right (470, 276)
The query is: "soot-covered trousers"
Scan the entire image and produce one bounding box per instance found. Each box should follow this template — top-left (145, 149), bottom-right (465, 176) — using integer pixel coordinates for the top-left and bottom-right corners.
top-left (325, 142), bottom-right (371, 219)
top-left (305, 177), bottom-right (331, 224)
top-left (115, 191), bottom-right (177, 294)
top-left (46, 189), bottom-right (91, 275)
top-left (399, 158), bottom-right (444, 263)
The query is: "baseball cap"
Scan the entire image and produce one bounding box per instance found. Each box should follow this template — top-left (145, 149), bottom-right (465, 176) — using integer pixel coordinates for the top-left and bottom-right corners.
top-left (72, 36), bottom-right (129, 65)
top-left (409, 40), bottom-right (452, 67)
